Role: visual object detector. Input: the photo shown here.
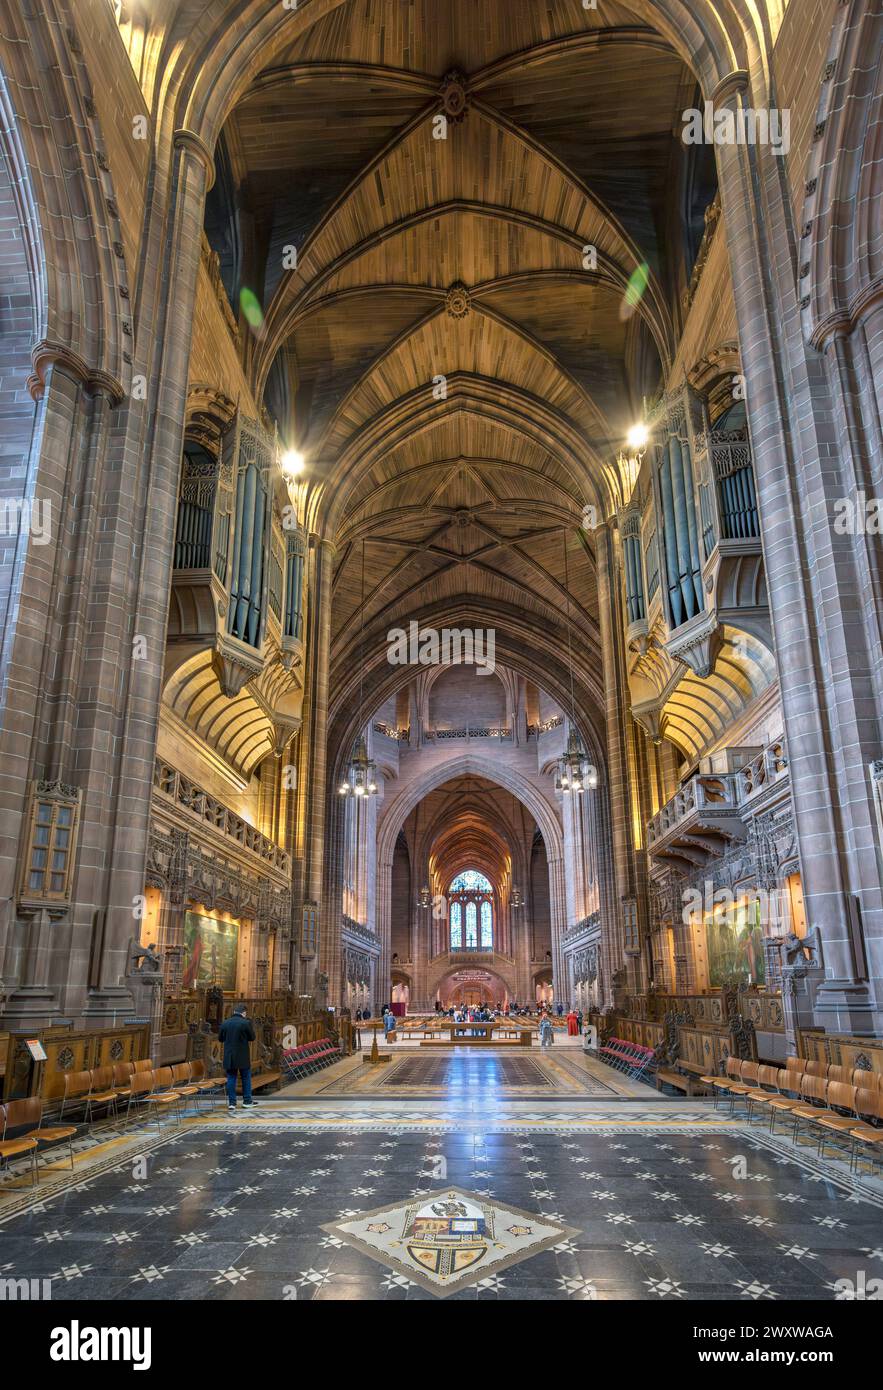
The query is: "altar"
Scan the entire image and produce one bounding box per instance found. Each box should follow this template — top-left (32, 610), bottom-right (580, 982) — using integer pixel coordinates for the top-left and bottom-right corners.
top-left (452, 1021), bottom-right (494, 1040)
top-left (419, 1021), bottom-right (532, 1048)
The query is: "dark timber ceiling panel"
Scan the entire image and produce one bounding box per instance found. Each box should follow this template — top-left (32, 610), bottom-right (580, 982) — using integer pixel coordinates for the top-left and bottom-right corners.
top-left (209, 0), bottom-right (704, 719)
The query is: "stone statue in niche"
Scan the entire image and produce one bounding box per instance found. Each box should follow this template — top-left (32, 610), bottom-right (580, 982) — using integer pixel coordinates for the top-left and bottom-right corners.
top-left (127, 939), bottom-right (162, 974)
top-left (783, 928), bottom-right (818, 967)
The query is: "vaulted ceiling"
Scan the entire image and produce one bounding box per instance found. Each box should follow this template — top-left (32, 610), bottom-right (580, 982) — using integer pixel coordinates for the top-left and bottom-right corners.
top-left (407, 774), bottom-right (537, 894)
top-left (206, 0), bottom-right (703, 744)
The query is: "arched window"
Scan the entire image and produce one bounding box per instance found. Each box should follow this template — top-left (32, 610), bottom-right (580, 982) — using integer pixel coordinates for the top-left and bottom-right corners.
top-left (449, 868), bottom-right (494, 951)
top-left (450, 870), bottom-right (493, 893)
top-left (480, 899), bottom-right (493, 948)
top-left (450, 900), bottom-right (462, 948)
top-left (465, 902), bottom-right (477, 947)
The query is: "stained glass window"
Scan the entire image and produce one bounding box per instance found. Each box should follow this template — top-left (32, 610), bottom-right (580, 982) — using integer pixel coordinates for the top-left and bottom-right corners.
top-left (450, 900), bottom-right (462, 948)
top-left (480, 899), bottom-right (493, 948)
top-left (465, 901), bottom-right (477, 947)
top-left (450, 869), bottom-right (493, 894)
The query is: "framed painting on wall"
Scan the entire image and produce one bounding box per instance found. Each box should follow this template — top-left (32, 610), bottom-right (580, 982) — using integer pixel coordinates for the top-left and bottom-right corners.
top-left (706, 901), bottom-right (765, 988)
top-left (183, 912), bottom-right (239, 990)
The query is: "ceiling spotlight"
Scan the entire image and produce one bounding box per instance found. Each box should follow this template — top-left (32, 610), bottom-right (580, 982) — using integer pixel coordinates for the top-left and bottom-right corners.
top-left (281, 449), bottom-right (305, 478)
top-left (626, 423), bottom-right (649, 452)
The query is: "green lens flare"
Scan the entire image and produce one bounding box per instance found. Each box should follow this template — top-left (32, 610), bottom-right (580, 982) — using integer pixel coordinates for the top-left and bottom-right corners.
top-left (624, 261), bottom-right (650, 309)
top-left (240, 287), bottom-right (264, 330)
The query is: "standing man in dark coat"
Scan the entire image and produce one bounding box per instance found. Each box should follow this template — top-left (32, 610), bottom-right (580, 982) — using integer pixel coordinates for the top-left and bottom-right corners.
top-left (218, 1004), bottom-right (256, 1112)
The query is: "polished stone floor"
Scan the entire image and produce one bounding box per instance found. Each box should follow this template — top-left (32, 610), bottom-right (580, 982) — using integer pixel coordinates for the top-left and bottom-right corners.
top-left (308, 1049), bottom-right (625, 1097)
top-left (1, 1055), bottom-right (881, 1301)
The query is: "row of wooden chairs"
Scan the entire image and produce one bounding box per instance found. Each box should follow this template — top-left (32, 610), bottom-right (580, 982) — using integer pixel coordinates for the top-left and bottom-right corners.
top-left (0, 1060), bottom-right (227, 1186)
top-left (118, 1061), bottom-right (226, 1129)
top-left (777, 1056), bottom-right (883, 1087)
top-left (58, 1058), bottom-right (224, 1129)
top-left (0, 1099), bottom-right (78, 1188)
top-left (705, 1057), bottom-right (883, 1172)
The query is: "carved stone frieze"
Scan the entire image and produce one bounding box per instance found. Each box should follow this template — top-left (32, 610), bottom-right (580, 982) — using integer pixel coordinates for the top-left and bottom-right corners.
top-left (147, 826), bottom-right (290, 930)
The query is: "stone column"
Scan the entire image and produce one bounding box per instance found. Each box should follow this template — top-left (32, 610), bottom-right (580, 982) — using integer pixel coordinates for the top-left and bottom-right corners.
top-left (0, 360), bottom-right (118, 1026)
top-left (594, 522), bottom-right (646, 999)
top-left (588, 778), bottom-right (620, 1010)
top-left (547, 852), bottom-right (567, 1006)
top-left (82, 131), bottom-right (215, 1020)
top-left (297, 537), bottom-right (334, 999)
top-left (375, 851), bottom-right (393, 1010)
top-left (712, 68), bottom-right (883, 1032)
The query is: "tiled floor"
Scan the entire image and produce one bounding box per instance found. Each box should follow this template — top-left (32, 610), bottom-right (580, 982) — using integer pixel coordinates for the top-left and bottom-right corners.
top-left (308, 1050), bottom-right (624, 1097)
top-left (1, 1055), bottom-right (881, 1300)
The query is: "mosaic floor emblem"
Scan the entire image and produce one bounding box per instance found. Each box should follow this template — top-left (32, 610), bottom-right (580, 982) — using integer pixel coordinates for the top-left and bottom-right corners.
top-left (322, 1187), bottom-right (578, 1296)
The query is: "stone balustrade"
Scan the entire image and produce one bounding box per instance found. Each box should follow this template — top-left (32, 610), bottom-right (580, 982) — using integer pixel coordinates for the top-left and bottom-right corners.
top-left (153, 759), bottom-right (291, 873)
top-left (648, 737), bottom-right (789, 852)
top-left (738, 738), bottom-right (789, 803)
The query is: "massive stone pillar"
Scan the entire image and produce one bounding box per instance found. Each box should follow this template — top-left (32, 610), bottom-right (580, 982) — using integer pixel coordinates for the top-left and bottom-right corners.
top-left (594, 522), bottom-right (647, 1000)
top-left (297, 537), bottom-right (334, 999)
top-left (712, 60), bottom-right (883, 1033)
top-left (547, 852), bottom-right (567, 1005)
top-left (79, 130), bottom-right (215, 1021)
top-left (0, 72), bottom-right (214, 1025)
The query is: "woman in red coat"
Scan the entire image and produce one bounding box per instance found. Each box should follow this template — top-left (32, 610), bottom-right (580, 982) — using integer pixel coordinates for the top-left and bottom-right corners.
top-left (566, 1008), bottom-right (579, 1036)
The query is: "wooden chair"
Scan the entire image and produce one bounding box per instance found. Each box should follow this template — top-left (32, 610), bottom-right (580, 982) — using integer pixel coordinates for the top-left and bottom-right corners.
top-left (87, 1067), bottom-right (120, 1124)
top-left (812, 1082), bottom-right (859, 1157)
top-left (59, 1067), bottom-right (118, 1125)
top-left (790, 1074), bottom-right (829, 1143)
top-left (826, 1064), bottom-right (852, 1085)
top-left (188, 1058), bottom-right (225, 1104)
top-left (2, 1097), bottom-right (77, 1171)
top-left (850, 1088), bottom-right (883, 1173)
top-left (142, 1067), bottom-right (182, 1130)
top-left (762, 1070), bottom-right (807, 1132)
top-left (744, 1064), bottom-right (782, 1123)
top-left (59, 1069), bottom-right (92, 1123)
top-left (133, 1059), bottom-right (154, 1073)
top-left (170, 1063), bottom-right (202, 1109)
top-left (112, 1062), bottom-right (134, 1090)
top-left (852, 1069), bottom-right (883, 1091)
top-left (785, 1056), bottom-right (806, 1074)
top-left (122, 1070), bottom-right (156, 1128)
top-left (702, 1056), bottom-right (752, 1111)
top-left (805, 1059), bottom-right (828, 1078)
top-left (0, 1102), bottom-right (39, 1186)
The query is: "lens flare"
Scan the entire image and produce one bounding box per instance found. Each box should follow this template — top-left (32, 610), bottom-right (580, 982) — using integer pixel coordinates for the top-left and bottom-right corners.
top-left (619, 261), bottom-right (650, 320)
top-left (281, 449), bottom-right (305, 477)
top-left (240, 287), bottom-right (264, 332)
top-left (626, 423), bottom-right (648, 451)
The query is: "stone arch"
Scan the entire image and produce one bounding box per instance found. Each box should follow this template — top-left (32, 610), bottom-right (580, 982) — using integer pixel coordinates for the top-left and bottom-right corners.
top-left (803, 0), bottom-right (883, 349)
top-left (0, 70), bottom-right (45, 712)
top-left (327, 602), bottom-right (607, 782)
top-left (377, 754), bottom-right (563, 871)
top-left (428, 962), bottom-right (516, 1009)
top-left (167, 2), bottom-right (767, 162)
top-left (0, 11), bottom-right (129, 391)
top-left (373, 753), bottom-right (568, 1009)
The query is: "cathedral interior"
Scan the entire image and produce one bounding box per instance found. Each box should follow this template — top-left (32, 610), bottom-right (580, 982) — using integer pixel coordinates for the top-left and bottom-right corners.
top-left (1, 0), bottom-right (883, 1327)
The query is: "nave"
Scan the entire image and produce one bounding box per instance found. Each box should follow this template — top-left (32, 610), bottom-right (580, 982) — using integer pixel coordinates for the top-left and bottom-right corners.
top-left (2, 1046), bottom-right (882, 1305)
top-left (2, 0), bottom-right (883, 1336)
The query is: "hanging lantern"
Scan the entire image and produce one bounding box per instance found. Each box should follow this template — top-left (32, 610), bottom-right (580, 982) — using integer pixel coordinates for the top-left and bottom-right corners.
top-left (555, 726), bottom-right (598, 794)
top-left (338, 735), bottom-right (378, 798)
top-left (418, 884), bottom-right (431, 909)
top-left (511, 886), bottom-right (523, 908)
